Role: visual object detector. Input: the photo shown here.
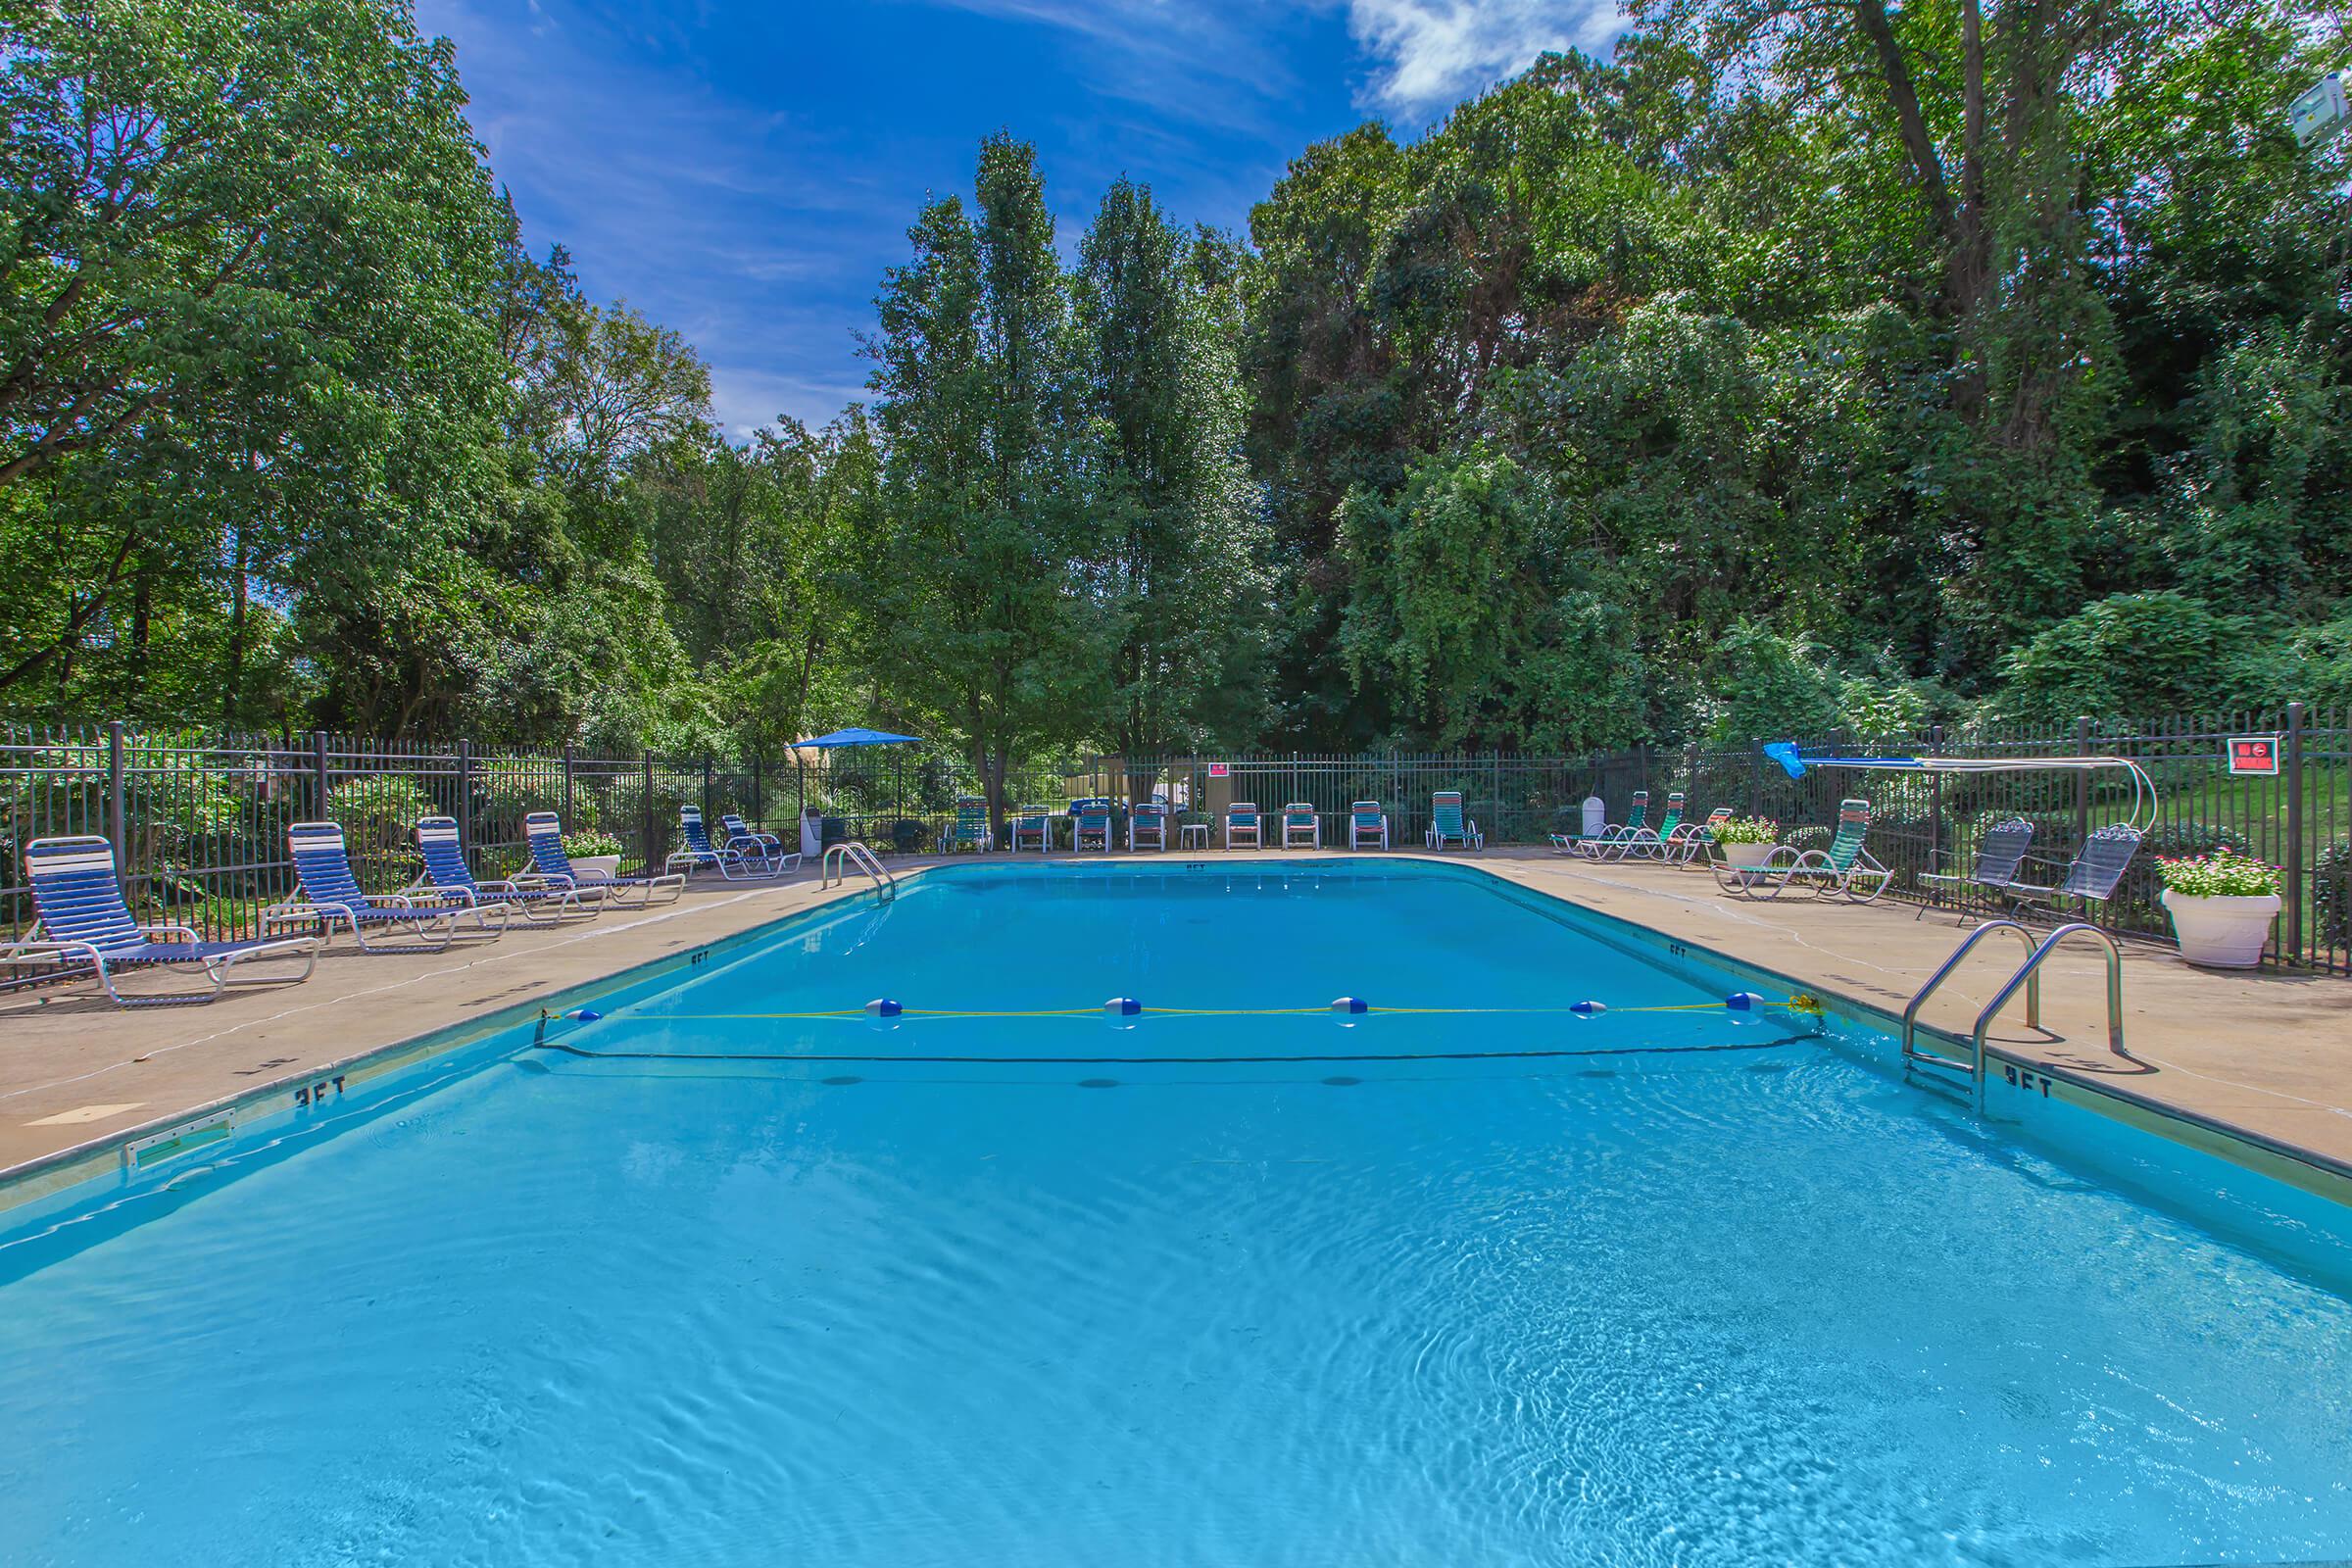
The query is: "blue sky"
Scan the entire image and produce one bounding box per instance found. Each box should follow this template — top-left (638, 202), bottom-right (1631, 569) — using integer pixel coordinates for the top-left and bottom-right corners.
top-left (415, 0), bottom-right (1628, 433)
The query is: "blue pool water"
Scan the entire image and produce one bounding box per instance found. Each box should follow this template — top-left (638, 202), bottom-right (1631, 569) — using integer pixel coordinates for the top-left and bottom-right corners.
top-left (2, 861), bottom-right (2349, 1566)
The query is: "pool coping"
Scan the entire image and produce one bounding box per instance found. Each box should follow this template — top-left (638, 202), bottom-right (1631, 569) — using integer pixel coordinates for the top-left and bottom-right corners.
top-left (3, 855), bottom-right (2346, 1224)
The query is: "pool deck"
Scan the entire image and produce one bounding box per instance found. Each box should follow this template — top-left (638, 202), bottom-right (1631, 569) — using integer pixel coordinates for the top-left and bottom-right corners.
top-left (3, 849), bottom-right (2348, 1199)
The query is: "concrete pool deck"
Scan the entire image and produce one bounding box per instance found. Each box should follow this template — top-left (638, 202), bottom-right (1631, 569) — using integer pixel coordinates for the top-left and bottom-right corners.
top-left (3, 849), bottom-right (2348, 1200)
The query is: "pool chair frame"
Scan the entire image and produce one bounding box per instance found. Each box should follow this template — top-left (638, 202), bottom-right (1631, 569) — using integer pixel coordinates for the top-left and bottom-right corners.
top-left (1575, 791), bottom-right (1648, 858)
top-left (4, 836), bottom-right (318, 1006)
top-left (1009, 806), bottom-right (1054, 853)
top-left (1547, 796), bottom-right (1608, 856)
top-left (1673, 807), bottom-right (1735, 869)
top-left (1128, 802), bottom-right (1170, 852)
top-left (1596, 790), bottom-right (1690, 862)
top-left (1071, 799), bottom-right (1114, 853)
top-left (722, 813), bottom-right (801, 874)
top-left (522, 811), bottom-right (687, 906)
top-left (665, 806), bottom-right (779, 880)
top-left (1282, 803), bottom-right (1320, 850)
top-left (407, 816), bottom-right (595, 925)
top-left (1917, 817), bottom-right (2034, 924)
top-left (1349, 801), bottom-right (1389, 850)
top-left (268, 821), bottom-right (482, 952)
top-left (940, 797), bottom-right (995, 855)
top-left (1226, 803), bottom-right (1262, 850)
top-left (1713, 798), bottom-right (1892, 903)
top-left (1425, 791), bottom-right (1483, 852)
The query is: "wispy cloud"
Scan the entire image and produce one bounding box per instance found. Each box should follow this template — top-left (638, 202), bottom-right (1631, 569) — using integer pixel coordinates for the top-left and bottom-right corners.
top-left (1345, 0), bottom-right (1627, 114)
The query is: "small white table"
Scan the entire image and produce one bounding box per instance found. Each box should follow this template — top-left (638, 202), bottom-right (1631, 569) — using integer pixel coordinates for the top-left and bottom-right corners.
top-left (1178, 822), bottom-right (1211, 851)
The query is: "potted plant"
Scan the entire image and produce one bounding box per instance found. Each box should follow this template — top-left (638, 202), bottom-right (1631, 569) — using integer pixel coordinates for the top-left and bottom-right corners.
top-left (2158, 849), bottom-right (2281, 969)
top-left (564, 831), bottom-right (624, 882)
top-left (1710, 816), bottom-right (1780, 868)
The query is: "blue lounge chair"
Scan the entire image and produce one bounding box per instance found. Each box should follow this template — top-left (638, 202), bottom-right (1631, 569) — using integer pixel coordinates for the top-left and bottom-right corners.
top-left (1127, 802), bottom-right (1169, 851)
top-left (270, 821), bottom-right (479, 951)
top-left (1071, 798), bottom-right (1113, 853)
top-left (1349, 801), bottom-right (1389, 850)
top-left (523, 811), bottom-right (686, 906)
top-left (2, 836), bottom-right (318, 1005)
top-left (723, 812), bottom-right (800, 873)
top-left (409, 816), bottom-right (594, 925)
top-left (1425, 791), bottom-right (1483, 851)
top-left (1009, 806), bottom-right (1054, 853)
top-left (666, 806), bottom-right (776, 880)
top-left (1225, 802), bottom-right (1261, 849)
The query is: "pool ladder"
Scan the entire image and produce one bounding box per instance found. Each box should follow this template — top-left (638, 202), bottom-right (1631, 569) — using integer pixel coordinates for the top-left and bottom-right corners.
top-left (821, 841), bottom-right (897, 901)
top-left (1901, 921), bottom-right (2126, 1113)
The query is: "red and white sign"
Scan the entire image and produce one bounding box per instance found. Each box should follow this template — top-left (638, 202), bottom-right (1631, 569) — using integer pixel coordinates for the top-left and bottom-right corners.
top-left (2227, 735), bottom-right (2280, 776)
top-left (1207, 761), bottom-right (1230, 778)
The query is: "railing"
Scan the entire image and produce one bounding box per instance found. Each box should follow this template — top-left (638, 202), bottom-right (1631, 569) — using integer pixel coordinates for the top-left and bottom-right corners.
top-left (1900, 920), bottom-right (2042, 1072)
top-left (1968, 924), bottom-right (2127, 1112)
top-left (821, 842), bottom-right (896, 899)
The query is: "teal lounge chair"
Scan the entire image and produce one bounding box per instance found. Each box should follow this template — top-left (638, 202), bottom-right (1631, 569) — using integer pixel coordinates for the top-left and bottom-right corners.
top-left (1715, 798), bottom-right (1891, 903)
top-left (941, 796), bottom-right (994, 854)
top-left (1576, 791), bottom-right (1648, 858)
top-left (1425, 791), bottom-right (1483, 851)
top-left (1009, 806), bottom-right (1054, 853)
top-left (1226, 802), bottom-right (1262, 849)
top-left (1128, 802), bottom-right (1169, 851)
top-left (1349, 801), bottom-right (1389, 850)
top-left (1282, 802), bottom-right (1320, 849)
top-left (1072, 799), bottom-right (1113, 853)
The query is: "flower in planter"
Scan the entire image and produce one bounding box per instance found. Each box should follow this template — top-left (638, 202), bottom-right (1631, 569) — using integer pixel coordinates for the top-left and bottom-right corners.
top-left (2155, 848), bottom-right (2280, 899)
top-left (1709, 816), bottom-right (1780, 846)
top-left (564, 831), bottom-right (624, 859)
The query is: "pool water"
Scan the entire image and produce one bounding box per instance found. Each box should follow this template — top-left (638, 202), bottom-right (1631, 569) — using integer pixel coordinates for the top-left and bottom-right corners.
top-left (2, 862), bottom-right (2348, 1566)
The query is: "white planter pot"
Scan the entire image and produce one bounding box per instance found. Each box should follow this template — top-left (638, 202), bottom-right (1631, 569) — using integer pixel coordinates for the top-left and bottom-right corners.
top-left (572, 855), bottom-right (621, 881)
top-left (1722, 841), bottom-right (1776, 868)
top-left (2162, 889), bottom-right (2279, 969)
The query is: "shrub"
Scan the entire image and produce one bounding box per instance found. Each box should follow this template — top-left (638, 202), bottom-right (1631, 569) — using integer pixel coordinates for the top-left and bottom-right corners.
top-left (2156, 848), bottom-right (2280, 899)
top-left (1995, 591), bottom-right (2265, 720)
top-left (2315, 841), bottom-right (2352, 954)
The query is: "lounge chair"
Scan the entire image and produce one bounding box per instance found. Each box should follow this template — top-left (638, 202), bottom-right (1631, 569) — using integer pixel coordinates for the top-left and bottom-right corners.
top-left (1349, 801), bottom-right (1389, 850)
top-left (522, 811), bottom-right (686, 906)
top-left (1226, 802), bottom-right (1262, 849)
top-left (270, 820), bottom-right (479, 951)
top-left (1071, 799), bottom-right (1113, 853)
top-left (1128, 802), bottom-right (1169, 851)
top-left (940, 797), bottom-right (994, 855)
top-left (1599, 790), bottom-right (1690, 861)
top-left (666, 806), bottom-right (774, 880)
top-left (410, 815), bottom-right (593, 924)
top-left (723, 812), bottom-right (800, 873)
top-left (1576, 791), bottom-right (1648, 858)
top-left (2, 835), bottom-right (318, 1005)
top-left (1918, 818), bottom-right (2034, 922)
top-left (1426, 791), bottom-right (1483, 851)
top-left (1282, 802), bottom-right (1320, 849)
top-left (1714, 797), bottom-right (1891, 902)
top-left (2007, 824), bottom-right (2142, 919)
top-left (1547, 796), bottom-right (1606, 855)
top-left (1009, 806), bottom-right (1054, 853)
top-left (1672, 807), bottom-right (1735, 868)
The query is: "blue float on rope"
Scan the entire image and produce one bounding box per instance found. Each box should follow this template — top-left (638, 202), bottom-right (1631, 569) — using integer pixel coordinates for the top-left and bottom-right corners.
top-left (1725, 992), bottom-right (1766, 1011)
top-left (864, 998), bottom-right (904, 1017)
top-left (1104, 997), bottom-right (1143, 1016)
top-left (1330, 997), bottom-right (1369, 1014)
top-left (1570, 1000), bottom-right (1607, 1015)
top-left (567, 1008), bottom-right (602, 1022)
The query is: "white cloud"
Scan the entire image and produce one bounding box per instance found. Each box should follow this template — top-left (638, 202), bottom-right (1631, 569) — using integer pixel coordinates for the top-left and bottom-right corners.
top-left (1346, 0), bottom-right (1627, 115)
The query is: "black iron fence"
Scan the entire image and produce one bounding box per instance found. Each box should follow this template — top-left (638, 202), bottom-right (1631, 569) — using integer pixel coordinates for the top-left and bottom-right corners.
top-left (4, 707), bottom-right (2347, 972)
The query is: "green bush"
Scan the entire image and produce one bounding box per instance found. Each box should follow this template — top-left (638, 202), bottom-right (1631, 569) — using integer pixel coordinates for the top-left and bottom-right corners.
top-left (1996, 592), bottom-right (2266, 721)
top-left (2315, 840), bottom-right (2352, 954)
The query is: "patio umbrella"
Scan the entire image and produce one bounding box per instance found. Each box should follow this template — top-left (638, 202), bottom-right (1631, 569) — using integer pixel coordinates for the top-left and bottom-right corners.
top-left (790, 727), bottom-right (923, 852)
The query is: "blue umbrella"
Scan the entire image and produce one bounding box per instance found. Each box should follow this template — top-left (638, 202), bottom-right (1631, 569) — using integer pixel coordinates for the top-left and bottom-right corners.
top-left (794, 726), bottom-right (921, 749)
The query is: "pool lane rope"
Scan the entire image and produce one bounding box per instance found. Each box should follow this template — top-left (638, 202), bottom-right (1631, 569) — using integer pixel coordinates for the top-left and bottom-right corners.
top-left (556, 991), bottom-right (1827, 1026)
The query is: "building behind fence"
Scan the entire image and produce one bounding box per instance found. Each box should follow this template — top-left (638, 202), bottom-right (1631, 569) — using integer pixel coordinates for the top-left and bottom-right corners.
top-left (5, 707), bottom-right (2347, 975)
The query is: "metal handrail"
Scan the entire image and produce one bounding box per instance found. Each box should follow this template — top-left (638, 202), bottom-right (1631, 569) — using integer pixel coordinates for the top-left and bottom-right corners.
top-left (1969, 923), bottom-right (2125, 1112)
top-left (1901, 920), bottom-right (2040, 1071)
top-left (821, 841), bottom-right (897, 899)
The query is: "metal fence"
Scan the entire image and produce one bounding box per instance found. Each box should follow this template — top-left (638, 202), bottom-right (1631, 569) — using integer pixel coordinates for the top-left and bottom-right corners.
top-left (5, 707), bottom-right (2348, 974)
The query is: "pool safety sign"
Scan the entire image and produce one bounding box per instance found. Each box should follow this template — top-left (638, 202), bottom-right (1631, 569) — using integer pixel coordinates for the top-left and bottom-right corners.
top-left (1207, 761), bottom-right (1230, 778)
top-left (2227, 735), bottom-right (2280, 775)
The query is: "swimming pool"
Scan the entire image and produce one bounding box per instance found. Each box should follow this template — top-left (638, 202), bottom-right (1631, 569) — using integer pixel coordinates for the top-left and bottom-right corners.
top-left (2, 860), bottom-right (2348, 1565)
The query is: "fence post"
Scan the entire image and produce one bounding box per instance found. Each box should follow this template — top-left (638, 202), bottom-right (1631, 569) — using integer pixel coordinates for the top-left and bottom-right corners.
top-left (2285, 701), bottom-right (2306, 967)
top-left (562, 743), bottom-right (575, 824)
top-left (642, 753), bottom-right (657, 875)
top-left (456, 739), bottom-right (474, 863)
top-left (703, 754), bottom-right (714, 820)
top-left (2074, 714), bottom-right (2092, 851)
top-left (1748, 743), bottom-right (1762, 816)
top-left (312, 730), bottom-right (330, 818)
top-left (106, 719), bottom-right (127, 900)
top-left (1928, 723), bottom-right (1942, 887)
top-left (752, 747), bottom-right (762, 827)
